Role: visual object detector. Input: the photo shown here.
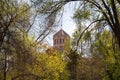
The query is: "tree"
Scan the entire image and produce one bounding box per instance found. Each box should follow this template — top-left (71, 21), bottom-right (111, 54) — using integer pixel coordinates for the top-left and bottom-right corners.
top-left (92, 30), bottom-right (120, 80)
top-left (65, 0), bottom-right (120, 48)
top-left (0, 0), bottom-right (60, 79)
top-left (0, 0), bottom-right (32, 79)
top-left (67, 50), bottom-right (80, 80)
top-left (70, 25), bottom-right (105, 80)
top-left (29, 48), bottom-right (69, 80)
top-left (30, 0), bottom-right (120, 80)
top-left (32, 0), bottom-right (120, 47)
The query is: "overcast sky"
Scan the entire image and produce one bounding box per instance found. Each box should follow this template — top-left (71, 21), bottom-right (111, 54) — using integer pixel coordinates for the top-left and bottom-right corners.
top-left (24, 0), bottom-right (80, 46)
top-left (47, 1), bottom-right (80, 46)
top-left (57, 1), bottom-right (80, 37)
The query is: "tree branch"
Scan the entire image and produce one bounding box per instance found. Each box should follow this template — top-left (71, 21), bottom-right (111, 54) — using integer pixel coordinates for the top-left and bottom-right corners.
top-left (111, 0), bottom-right (120, 27)
top-left (75, 19), bottom-right (105, 51)
top-left (101, 0), bottom-right (115, 26)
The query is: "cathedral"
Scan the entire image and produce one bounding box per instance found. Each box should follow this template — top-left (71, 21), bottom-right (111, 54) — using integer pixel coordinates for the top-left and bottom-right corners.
top-left (53, 29), bottom-right (70, 51)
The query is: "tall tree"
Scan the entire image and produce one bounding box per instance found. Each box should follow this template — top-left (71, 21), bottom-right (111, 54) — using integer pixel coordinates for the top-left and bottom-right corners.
top-left (66, 0), bottom-right (120, 48)
top-left (92, 30), bottom-right (120, 80)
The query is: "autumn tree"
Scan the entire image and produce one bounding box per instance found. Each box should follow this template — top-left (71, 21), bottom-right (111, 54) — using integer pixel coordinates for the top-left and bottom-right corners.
top-left (28, 47), bottom-right (70, 80)
top-left (0, 0), bottom-right (53, 79)
top-left (92, 30), bottom-right (120, 80)
top-left (29, 0), bottom-right (120, 80)
top-left (0, 0), bottom-right (32, 79)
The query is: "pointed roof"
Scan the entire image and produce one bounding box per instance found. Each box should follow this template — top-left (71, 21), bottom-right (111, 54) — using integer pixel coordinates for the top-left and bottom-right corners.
top-left (53, 29), bottom-right (70, 38)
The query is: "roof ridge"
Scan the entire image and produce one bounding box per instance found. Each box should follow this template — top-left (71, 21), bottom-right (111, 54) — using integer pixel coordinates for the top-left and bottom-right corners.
top-left (53, 29), bottom-right (70, 37)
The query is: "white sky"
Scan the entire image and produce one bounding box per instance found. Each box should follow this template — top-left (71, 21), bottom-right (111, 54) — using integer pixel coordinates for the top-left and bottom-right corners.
top-left (62, 4), bottom-right (77, 37)
top-left (46, 2), bottom-right (80, 46)
top-left (25, 0), bottom-right (80, 46)
top-left (57, 1), bottom-right (80, 37)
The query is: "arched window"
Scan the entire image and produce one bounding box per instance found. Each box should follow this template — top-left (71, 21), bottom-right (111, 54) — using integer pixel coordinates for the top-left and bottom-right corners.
top-left (54, 39), bottom-right (56, 44)
top-left (63, 39), bottom-right (64, 44)
top-left (60, 39), bottom-right (62, 44)
top-left (57, 39), bottom-right (58, 44)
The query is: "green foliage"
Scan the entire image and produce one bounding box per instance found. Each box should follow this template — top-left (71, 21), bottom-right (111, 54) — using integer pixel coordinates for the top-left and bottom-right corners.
top-left (73, 10), bottom-right (90, 20)
top-left (67, 50), bottom-right (80, 80)
top-left (83, 31), bottom-right (91, 41)
top-left (0, 71), bottom-right (3, 80)
top-left (3, 0), bottom-right (120, 80)
top-left (93, 30), bottom-right (120, 80)
top-left (0, 0), bottom-right (70, 80)
top-left (29, 49), bottom-right (69, 80)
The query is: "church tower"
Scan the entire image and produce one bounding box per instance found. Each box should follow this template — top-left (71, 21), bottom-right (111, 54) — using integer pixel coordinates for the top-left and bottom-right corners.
top-left (53, 29), bottom-right (70, 51)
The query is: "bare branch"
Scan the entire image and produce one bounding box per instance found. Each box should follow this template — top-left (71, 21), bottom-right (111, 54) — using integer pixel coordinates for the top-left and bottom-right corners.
top-left (75, 19), bottom-right (105, 51)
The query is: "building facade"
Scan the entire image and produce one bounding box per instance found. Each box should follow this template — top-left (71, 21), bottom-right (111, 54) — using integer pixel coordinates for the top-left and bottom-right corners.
top-left (53, 29), bottom-right (70, 51)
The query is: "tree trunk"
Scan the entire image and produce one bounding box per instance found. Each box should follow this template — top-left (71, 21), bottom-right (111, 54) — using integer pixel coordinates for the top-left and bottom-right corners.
top-left (113, 25), bottom-right (120, 48)
top-left (3, 52), bottom-right (7, 80)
